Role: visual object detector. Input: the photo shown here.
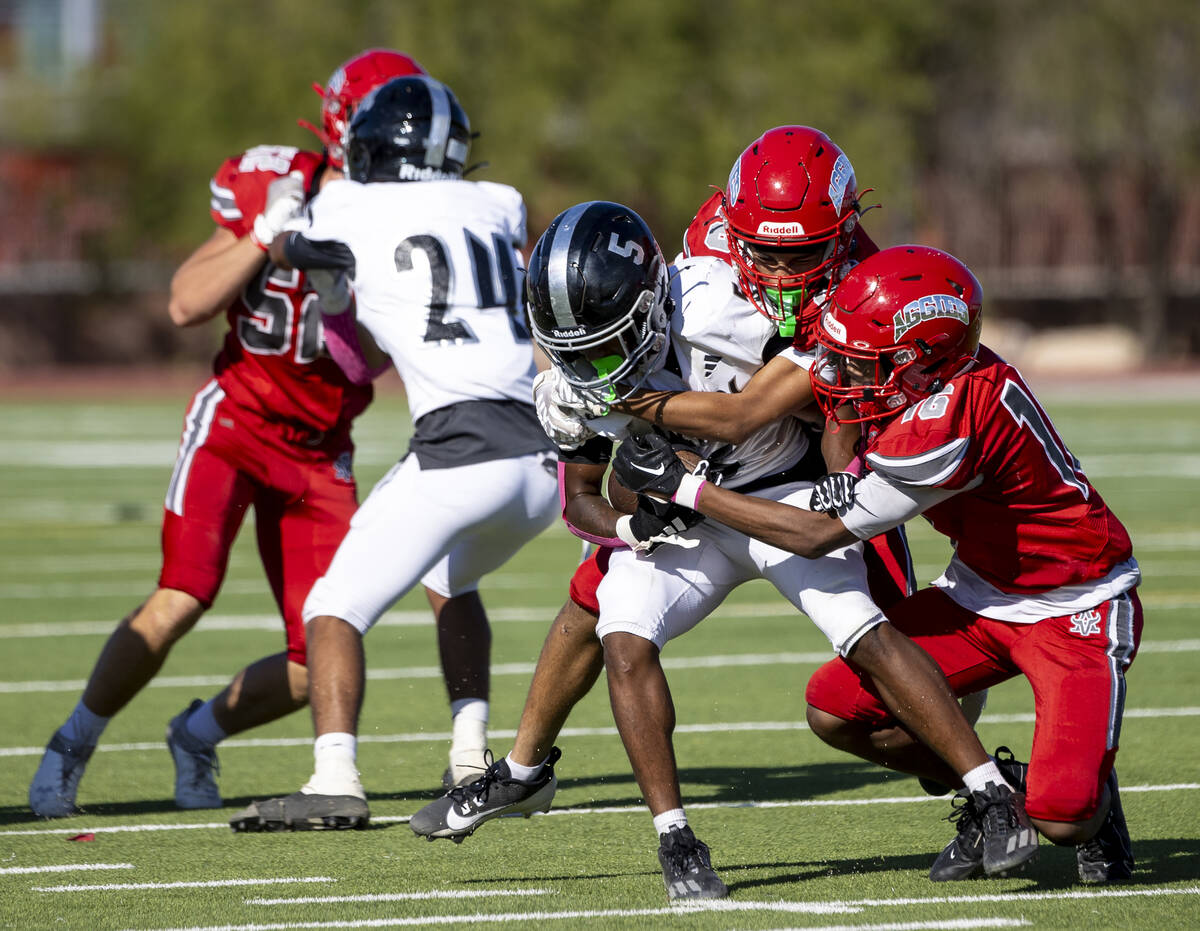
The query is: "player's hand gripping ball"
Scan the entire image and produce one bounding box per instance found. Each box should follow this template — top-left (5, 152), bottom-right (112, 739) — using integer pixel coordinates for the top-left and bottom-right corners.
top-left (609, 433), bottom-right (702, 508)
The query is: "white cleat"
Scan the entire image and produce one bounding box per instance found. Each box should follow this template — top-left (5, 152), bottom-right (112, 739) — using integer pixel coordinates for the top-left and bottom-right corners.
top-left (29, 730), bottom-right (94, 818)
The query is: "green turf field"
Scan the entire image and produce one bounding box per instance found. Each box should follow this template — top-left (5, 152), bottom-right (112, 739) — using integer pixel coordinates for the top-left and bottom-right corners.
top-left (1, 384), bottom-right (1198, 930)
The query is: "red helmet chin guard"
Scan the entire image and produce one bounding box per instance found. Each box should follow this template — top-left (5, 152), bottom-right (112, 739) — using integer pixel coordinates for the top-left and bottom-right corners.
top-left (301, 49), bottom-right (427, 170)
top-left (810, 245), bottom-right (984, 426)
top-left (721, 125), bottom-right (863, 334)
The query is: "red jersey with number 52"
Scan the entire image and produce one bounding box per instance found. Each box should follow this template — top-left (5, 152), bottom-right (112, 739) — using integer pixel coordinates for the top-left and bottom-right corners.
top-left (864, 346), bottom-right (1133, 594)
top-left (207, 145), bottom-right (372, 435)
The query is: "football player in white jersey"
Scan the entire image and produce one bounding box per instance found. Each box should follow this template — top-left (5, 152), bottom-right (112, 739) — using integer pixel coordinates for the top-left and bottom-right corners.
top-left (411, 202), bottom-right (1016, 900)
top-left (229, 76), bottom-right (559, 831)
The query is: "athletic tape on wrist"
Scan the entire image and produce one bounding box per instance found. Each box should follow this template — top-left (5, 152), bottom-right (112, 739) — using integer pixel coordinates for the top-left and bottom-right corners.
top-left (672, 473), bottom-right (706, 510)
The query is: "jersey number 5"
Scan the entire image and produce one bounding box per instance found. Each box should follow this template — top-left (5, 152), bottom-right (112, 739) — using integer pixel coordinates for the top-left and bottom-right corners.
top-left (238, 265), bottom-right (322, 364)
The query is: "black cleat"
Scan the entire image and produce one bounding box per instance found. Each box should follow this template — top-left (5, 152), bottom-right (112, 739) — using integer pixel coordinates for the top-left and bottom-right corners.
top-left (658, 825), bottom-right (728, 901)
top-left (410, 748), bottom-right (560, 842)
top-left (976, 781), bottom-right (1039, 876)
top-left (929, 746), bottom-right (1031, 881)
top-left (229, 791), bottom-right (368, 832)
top-left (1077, 769), bottom-right (1134, 883)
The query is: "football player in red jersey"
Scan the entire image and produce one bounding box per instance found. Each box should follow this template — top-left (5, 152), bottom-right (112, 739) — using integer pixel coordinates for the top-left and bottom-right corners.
top-left (28, 49), bottom-right (426, 819)
top-left (612, 244), bottom-right (1141, 885)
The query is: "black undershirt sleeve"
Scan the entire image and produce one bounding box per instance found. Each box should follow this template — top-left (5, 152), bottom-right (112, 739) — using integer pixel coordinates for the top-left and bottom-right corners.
top-left (282, 232), bottom-right (357, 275)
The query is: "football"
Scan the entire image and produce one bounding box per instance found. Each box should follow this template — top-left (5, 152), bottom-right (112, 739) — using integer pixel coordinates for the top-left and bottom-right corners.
top-left (605, 446), bottom-right (703, 513)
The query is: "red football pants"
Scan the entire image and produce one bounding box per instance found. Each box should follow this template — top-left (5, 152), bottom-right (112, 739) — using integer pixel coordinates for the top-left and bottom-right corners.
top-left (159, 383), bottom-right (358, 664)
top-left (805, 586), bottom-right (1143, 822)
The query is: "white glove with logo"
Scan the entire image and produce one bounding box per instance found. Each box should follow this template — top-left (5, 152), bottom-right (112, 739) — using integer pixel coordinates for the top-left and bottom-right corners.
top-left (250, 170), bottom-right (305, 251)
top-left (534, 368), bottom-right (596, 450)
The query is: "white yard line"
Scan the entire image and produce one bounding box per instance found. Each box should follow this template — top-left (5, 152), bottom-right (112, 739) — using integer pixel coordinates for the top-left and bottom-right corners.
top-left (247, 890), bottom-right (554, 906)
top-left (33, 876), bottom-right (334, 893)
top-left (3, 637), bottom-right (1199, 693)
top-left (2, 707), bottom-right (1198, 759)
top-left (0, 862), bottom-right (133, 875)
top-left (4, 783), bottom-right (1196, 838)
top-left (122, 884), bottom-right (1200, 930)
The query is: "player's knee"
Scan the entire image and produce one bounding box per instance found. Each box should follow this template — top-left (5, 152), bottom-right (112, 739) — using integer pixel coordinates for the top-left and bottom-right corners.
top-left (601, 632), bottom-right (657, 680)
top-left (805, 660), bottom-right (857, 716)
top-left (129, 588), bottom-right (204, 645)
top-left (553, 600), bottom-right (600, 642)
top-left (1028, 781), bottom-right (1107, 843)
top-left (805, 704), bottom-right (867, 750)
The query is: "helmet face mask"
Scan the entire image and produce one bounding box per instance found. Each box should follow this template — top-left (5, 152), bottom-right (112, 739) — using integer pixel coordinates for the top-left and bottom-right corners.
top-left (527, 202), bottom-right (672, 405)
top-left (345, 76), bottom-right (471, 183)
top-left (306, 49), bottom-right (427, 170)
top-left (721, 126), bottom-right (861, 337)
top-left (809, 245), bottom-right (984, 426)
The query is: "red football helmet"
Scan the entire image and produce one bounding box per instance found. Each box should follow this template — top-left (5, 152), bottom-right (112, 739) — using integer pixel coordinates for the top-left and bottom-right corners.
top-left (810, 245), bottom-right (983, 425)
top-left (722, 126), bottom-right (863, 336)
top-left (302, 49), bottom-right (427, 169)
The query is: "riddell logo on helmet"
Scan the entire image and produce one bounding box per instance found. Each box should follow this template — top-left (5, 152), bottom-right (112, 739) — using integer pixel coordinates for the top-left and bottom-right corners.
top-left (892, 294), bottom-right (969, 340)
top-left (398, 163), bottom-right (456, 181)
top-left (552, 327), bottom-right (588, 338)
top-left (757, 222), bottom-right (805, 237)
top-left (821, 311), bottom-right (847, 343)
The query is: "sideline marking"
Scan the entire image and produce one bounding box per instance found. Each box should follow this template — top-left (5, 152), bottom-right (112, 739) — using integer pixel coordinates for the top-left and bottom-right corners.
top-left (33, 876), bottom-right (334, 893)
top-left (4, 707), bottom-right (1200, 758)
top-left (4, 784), bottom-right (1196, 838)
top-left (0, 862), bottom-right (133, 875)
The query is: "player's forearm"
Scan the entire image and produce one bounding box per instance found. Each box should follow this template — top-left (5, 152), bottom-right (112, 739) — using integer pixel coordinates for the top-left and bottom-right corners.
top-left (613, 390), bottom-right (758, 444)
top-left (563, 492), bottom-right (624, 540)
top-left (821, 420), bottom-right (861, 473)
top-left (168, 234), bottom-right (265, 327)
top-left (693, 482), bottom-right (857, 557)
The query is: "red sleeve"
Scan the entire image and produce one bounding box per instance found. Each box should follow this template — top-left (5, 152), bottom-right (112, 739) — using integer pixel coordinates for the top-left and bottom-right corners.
top-left (207, 146), bottom-right (324, 238)
top-left (864, 380), bottom-right (977, 490)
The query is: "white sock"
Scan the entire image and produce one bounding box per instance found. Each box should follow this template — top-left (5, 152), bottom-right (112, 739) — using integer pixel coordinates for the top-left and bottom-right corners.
top-left (962, 759), bottom-right (1010, 794)
top-left (505, 753), bottom-right (546, 783)
top-left (184, 700), bottom-right (226, 748)
top-left (653, 808), bottom-right (688, 838)
top-left (303, 732), bottom-right (363, 798)
top-left (450, 700), bottom-right (488, 765)
top-left (60, 700), bottom-right (108, 747)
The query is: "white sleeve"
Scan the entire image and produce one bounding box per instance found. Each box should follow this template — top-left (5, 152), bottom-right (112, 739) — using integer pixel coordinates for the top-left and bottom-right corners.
top-left (839, 471), bottom-right (963, 540)
top-left (777, 346), bottom-right (815, 370)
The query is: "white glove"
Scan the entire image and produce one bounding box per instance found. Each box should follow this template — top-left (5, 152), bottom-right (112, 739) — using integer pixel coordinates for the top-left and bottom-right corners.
top-left (549, 370), bottom-right (611, 419)
top-left (307, 268), bottom-right (353, 315)
top-left (534, 368), bottom-right (596, 449)
top-left (250, 170), bottom-right (305, 250)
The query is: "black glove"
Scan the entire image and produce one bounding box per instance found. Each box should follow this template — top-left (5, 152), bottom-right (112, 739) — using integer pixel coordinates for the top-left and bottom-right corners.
top-left (809, 471), bottom-right (859, 516)
top-left (612, 432), bottom-right (690, 499)
top-left (618, 495), bottom-right (705, 554)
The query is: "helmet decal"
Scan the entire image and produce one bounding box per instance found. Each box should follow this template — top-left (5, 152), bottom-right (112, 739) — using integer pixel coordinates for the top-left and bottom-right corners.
top-left (893, 294), bottom-right (970, 340)
top-left (547, 202), bottom-right (593, 329)
top-left (827, 154), bottom-right (855, 216)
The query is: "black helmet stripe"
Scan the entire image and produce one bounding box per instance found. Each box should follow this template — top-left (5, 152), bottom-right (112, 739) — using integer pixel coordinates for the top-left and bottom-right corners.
top-left (547, 201), bottom-right (600, 328)
top-left (414, 75), bottom-right (451, 169)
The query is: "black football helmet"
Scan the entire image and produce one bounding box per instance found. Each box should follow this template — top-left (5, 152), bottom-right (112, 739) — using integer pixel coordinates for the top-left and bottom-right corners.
top-left (527, 201), bottom-right (672, 404)
top-left (345, 75), bottom-right (471, 183)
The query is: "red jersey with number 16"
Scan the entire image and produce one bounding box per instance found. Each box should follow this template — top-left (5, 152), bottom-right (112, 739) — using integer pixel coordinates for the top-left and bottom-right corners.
top-left (207, 145), bottom-right (372, 436)
top-left (864, 346), bottom-right (1133, 594)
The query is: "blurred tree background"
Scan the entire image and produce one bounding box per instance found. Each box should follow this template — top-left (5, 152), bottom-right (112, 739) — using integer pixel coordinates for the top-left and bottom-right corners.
top-left (0, 0), bottom-right (1197, 368)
